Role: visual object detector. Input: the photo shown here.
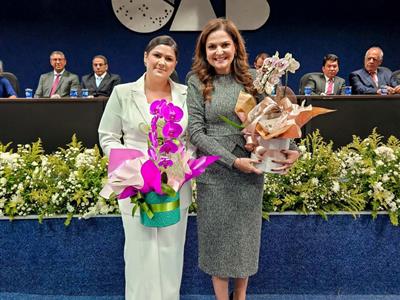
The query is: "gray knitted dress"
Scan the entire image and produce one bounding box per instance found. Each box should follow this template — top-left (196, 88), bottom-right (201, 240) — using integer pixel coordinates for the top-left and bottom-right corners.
top-left (187, 73), bottom-right (264, 277)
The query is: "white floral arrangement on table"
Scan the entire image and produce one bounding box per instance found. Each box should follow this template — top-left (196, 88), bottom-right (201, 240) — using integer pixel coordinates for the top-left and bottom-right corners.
top-left (263, 130), bottom-right (400, 226)
top-left (0, 136), bottom-right (119, 225)
top-left (336, 130), bottom-right (400, 225)
top-left (1, 131), bottom-right (400, 226)
top-left (262, 131), bottom-right (366, 220)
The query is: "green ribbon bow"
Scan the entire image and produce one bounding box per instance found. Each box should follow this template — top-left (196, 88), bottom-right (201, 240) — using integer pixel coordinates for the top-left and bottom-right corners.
top-left (130, 195), bottom-right (180, 219)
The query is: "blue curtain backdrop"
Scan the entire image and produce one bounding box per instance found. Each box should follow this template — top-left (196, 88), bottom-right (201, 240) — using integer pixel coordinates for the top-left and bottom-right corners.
top-left (0, 0), bottom-right (399, 96)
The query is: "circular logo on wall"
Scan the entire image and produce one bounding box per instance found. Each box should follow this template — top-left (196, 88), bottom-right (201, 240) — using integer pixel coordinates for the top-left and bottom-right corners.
top-left (112, 0), bottom-right (175, 33)
top-left (112, 0), bottom-right (270, 33)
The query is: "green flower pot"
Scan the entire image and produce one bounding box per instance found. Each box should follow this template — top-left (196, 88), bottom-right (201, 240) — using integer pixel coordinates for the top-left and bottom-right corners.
top-left (140, 191), bottom-right (180, 227)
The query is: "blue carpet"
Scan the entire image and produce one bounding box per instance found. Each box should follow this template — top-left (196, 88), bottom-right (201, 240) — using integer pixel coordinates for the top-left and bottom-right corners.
top-left (1, 293), bottom-right (400, 299)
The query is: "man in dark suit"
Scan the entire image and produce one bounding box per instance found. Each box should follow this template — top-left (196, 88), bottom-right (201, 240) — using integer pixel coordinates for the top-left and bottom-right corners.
top-left (34, 51), bottom-right (80, 98)
top-left (349, 47), bottom-right (398, 94)
top-left (81, 55), bottom-right (121, 97)
top-left (303, 53), bottom-right (346, 95)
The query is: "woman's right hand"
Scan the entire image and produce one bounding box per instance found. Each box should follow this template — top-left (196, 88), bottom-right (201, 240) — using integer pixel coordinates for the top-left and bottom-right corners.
top-left (233, 158), bottom-right (263, 175)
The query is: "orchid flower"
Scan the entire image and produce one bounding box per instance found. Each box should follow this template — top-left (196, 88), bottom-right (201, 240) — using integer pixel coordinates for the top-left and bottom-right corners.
top-left (151, 116), bottom-right (159, 131)
top-left (140, 160), bottom-right (162, 194)
top-left (148, 131), bottom-right (158, 148)
top-left (184, 156), bottom-right (220, 181)
top-left (150, 99), bottom-right (167, 116)
top-left (148, 146), bottom-right (158, 161)
top-left (159, 140), bottom-right (179, 154)
top-left (158, 157), bottom-right (174, 168)
top-left (161, 103), bottom-right (184, 122)
top-left (162, 122), bottom-right (183, 139)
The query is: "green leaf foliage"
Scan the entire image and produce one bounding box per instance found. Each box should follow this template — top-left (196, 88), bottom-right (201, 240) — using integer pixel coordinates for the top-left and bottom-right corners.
top-left (1, 131), bottom-right (400, 226)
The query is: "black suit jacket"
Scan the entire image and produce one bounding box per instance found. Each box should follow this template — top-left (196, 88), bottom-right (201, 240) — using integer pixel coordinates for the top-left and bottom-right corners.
top-left (81, 72), bottom-right (121, 97)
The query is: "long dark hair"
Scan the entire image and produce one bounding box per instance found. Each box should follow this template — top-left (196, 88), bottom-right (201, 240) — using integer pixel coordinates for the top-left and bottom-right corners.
top-left (191, 18), bottom-right (255, 101)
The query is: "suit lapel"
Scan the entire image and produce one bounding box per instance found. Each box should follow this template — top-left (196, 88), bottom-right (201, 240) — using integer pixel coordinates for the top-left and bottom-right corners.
top-left (130, 74), bottom-right (150, 123)
top-left (363, 69), bottom-right (376, 87)
top-left (56, 72), bottom-right (66, 93)
top-left (87, 75), bottom-right (97, 90)
top-left (333, 77), bottom-right (339, 94)
top-left (319, 74), bottom-right (326, 94)
top-left (97, 73), bottom-right (110, 90)
top-left (376, 68), bottom-right (384, 87)
top-left (170, 79), bottom-right (187, 109)
top-left (45, 72), bottom-right (55, 97)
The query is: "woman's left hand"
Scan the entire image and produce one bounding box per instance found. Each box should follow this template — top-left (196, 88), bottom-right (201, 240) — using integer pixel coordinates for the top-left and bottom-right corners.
top-left (271, 149), bottom-right (300, 173)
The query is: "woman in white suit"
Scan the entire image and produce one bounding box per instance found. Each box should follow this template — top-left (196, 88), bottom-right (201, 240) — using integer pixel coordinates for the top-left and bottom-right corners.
top-left (98, 35), bottom-right (191, 300)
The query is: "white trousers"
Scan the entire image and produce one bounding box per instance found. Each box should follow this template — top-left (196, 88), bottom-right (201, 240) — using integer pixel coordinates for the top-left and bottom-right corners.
top-left (121, 208), bottom-right (188, 300)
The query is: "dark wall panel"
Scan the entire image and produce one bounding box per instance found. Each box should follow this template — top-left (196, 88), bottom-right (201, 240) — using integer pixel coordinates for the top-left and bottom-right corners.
top-left (1, 0), bottom-right (399, 96)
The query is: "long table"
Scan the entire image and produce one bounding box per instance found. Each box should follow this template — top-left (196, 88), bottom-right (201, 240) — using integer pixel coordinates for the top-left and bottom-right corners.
top-left (0, 98), bottom-right (107, 153)
top-left (1, 95), bottom-right (400, 152)
top-left (300, 95), bottom-right (400, 148)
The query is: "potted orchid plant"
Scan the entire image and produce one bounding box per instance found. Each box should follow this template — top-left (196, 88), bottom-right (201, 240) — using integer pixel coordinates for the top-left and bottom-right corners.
top-left (100, 99), bottom-right (218, 227)
top-left (220, 52), bottom-right (333, 173)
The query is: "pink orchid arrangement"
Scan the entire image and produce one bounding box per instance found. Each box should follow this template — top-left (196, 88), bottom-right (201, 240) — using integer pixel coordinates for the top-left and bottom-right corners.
top-left (100, 99), bottom-right (219, 223)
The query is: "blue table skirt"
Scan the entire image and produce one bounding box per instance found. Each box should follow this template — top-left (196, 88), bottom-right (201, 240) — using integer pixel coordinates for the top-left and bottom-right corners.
top-left (0, 213), bottom-right (398, 296)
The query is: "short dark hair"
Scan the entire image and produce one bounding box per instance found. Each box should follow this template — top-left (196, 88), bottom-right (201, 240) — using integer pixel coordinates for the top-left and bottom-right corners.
top-left (254, 52), bottom-right (269, 64)
top-left (144, 35), bottom-right (179, 59)
top-left (322, 54), bottom-right (339, 66)
top-left (93, 55), bottom-right (108, 65)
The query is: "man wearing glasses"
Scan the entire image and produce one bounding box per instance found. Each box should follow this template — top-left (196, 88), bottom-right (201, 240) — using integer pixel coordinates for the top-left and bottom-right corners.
top-left (349, 47), bottom-right (398, 95)
top-left (35, 51), bottom-right (80, 98)
top-left (81, 55), bottom-right (121, 97)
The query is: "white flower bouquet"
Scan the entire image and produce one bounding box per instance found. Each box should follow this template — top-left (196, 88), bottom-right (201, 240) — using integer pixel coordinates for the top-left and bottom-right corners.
top-left (227, 52), bottom-right (334, 172)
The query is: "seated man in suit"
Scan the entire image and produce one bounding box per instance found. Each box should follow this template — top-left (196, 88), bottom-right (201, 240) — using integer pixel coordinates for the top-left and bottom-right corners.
top-left (35, 51), bottom-right (80, 98)
top-left (81, 55), bottom-right (121, 97)
top-left (0, 60), bottom-right (17, 98)
top-left (349, 47), bottom-right (398, 95)
top-left (303, 54), bottom-right (346, 95)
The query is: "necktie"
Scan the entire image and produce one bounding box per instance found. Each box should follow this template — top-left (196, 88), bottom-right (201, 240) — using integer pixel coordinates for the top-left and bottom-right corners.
top-left (326, 79), bottom-right (334, 95)
top-left (96, 76), bottom-right (102, 87)
top-left (370, 72), bottom-right (378, 87)
top-left (50, 74), bottom-right (61, 96)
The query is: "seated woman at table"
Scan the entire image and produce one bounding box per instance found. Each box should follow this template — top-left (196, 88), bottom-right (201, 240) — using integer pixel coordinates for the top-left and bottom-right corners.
top-left (0, 72), bottom-right (17, 98)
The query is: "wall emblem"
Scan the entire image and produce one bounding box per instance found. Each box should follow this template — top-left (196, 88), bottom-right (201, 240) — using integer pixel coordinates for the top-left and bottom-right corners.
top-left (112, 0), bottom-right (270, 33)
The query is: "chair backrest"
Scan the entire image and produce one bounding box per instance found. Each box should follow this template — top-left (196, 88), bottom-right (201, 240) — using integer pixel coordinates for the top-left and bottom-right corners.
top-left (2, 72), bottom-right (20, 95)
top-left (391, 69), bottom-right (400, 84)
top-left (298, 72), bottom-right (323, 94)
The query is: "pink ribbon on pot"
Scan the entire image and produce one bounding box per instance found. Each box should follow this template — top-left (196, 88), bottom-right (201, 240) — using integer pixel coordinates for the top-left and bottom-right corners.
top-left (100, 148), bottom-right (162, 200)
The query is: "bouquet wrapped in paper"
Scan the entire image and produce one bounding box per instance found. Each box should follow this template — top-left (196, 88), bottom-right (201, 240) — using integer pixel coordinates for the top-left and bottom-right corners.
top-left (232, 52), bottom-right (333, 173)
top-left (100, 99), bottom-right (219, 227)
top-left (235, 90), bottom-right (333, 172)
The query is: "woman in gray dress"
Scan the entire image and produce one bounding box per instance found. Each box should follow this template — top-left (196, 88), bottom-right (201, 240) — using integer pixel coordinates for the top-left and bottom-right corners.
top-left (187, 19), bottom-right (300, 300)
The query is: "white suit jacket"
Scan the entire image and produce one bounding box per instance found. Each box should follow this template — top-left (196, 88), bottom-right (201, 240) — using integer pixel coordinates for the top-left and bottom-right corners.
top-left (98, 73), bottom-right (192, 214)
